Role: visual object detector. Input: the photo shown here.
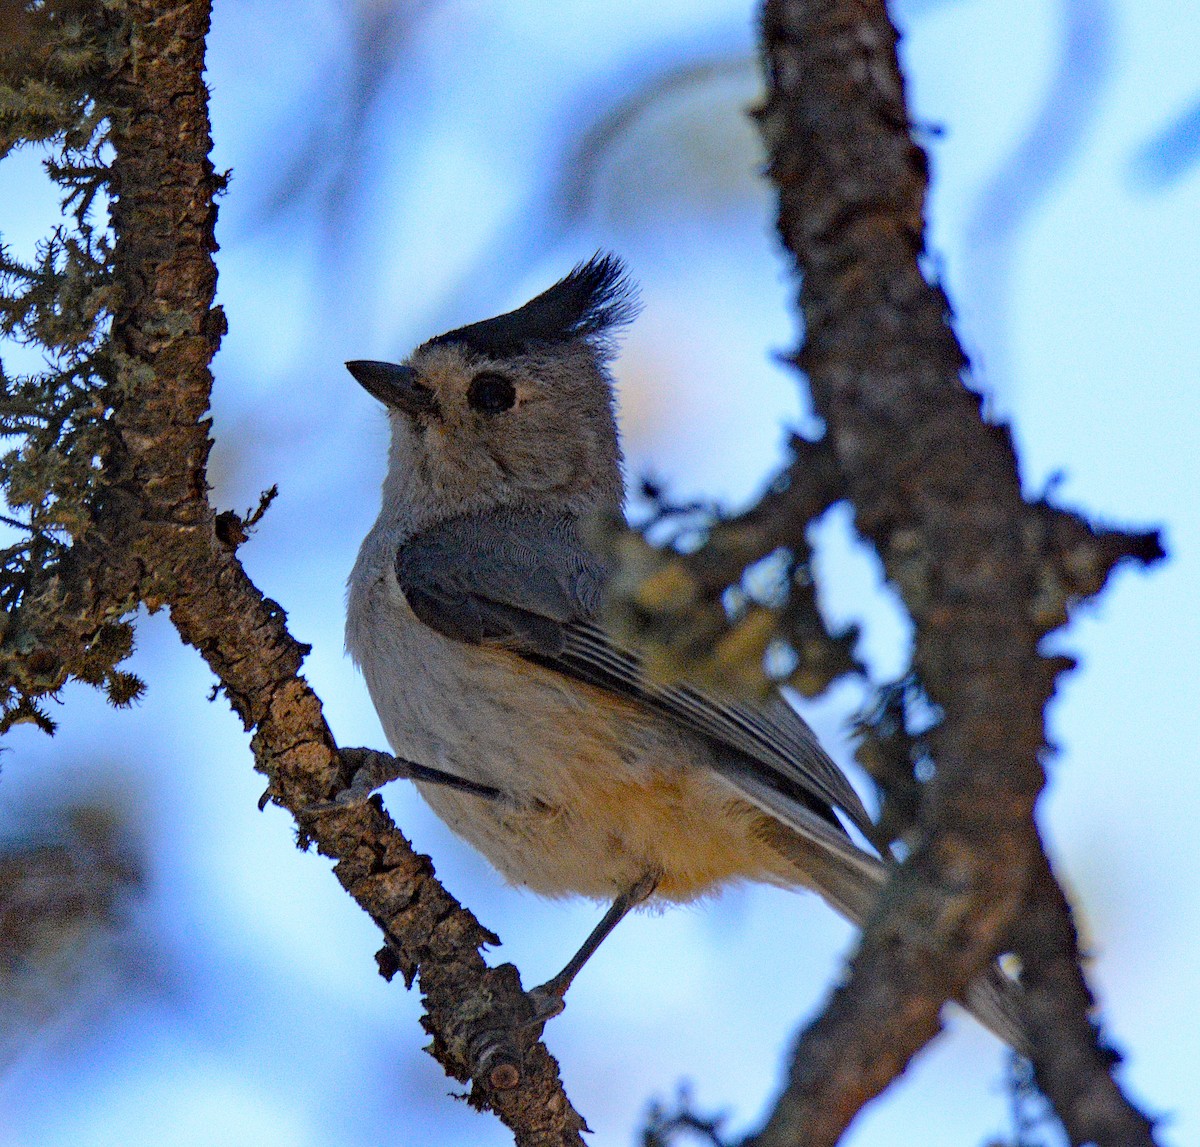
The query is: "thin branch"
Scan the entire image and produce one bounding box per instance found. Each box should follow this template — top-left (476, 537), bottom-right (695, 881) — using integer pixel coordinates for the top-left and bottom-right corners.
top-left (1014, 851), bottom-right (1160, 1145)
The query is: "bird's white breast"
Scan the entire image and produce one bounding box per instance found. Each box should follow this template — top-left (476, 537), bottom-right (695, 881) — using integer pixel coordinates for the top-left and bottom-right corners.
top-left (345, 531), bottom-right (795, 902)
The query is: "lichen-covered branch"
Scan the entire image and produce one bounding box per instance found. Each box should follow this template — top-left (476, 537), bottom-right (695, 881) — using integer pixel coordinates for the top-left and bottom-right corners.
top-left (0, 3), bottom-right (585, 1142)
top-left (600, 435), bottom-right (861, 701)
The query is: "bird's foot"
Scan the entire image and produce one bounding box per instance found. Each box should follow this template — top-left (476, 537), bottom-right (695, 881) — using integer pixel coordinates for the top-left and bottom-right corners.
top-left (304, 748), bottom-right (506, 814)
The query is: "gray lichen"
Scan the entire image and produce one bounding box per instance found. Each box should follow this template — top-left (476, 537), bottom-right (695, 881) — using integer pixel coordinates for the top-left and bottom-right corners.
top-left (0, 1), bottom-right (139, 731)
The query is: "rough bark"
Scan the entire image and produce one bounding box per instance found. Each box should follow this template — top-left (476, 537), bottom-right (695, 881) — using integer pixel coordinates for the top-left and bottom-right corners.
top-left (744, 1), bottom-right (1162, 1143)
top-left (2, 2), bottom-right (586, 1142)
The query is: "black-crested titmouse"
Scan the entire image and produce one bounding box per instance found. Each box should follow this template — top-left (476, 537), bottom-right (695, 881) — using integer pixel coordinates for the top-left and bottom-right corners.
top-left (343, 254), bottom-right (1022, 1043)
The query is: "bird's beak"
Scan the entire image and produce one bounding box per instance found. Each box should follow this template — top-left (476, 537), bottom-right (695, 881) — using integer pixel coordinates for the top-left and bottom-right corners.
top-left (345, 360), bottom-right (437, 418)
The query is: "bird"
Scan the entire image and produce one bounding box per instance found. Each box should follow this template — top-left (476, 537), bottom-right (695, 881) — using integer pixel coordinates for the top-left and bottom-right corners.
top-left (342, 253), bottom-right (1022, 1043)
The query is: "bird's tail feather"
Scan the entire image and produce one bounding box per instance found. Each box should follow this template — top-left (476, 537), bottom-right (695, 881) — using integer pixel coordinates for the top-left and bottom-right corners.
top-left (753, 815), bottom-right (1029, 1053)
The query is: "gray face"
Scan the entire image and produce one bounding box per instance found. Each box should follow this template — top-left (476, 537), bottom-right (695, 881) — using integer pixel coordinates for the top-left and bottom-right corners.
top-left (368, 338), bottom-right (626, 524)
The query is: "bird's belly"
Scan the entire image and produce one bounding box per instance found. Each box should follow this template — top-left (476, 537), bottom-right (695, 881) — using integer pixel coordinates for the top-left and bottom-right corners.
top-left (417, 752), bottom-right (791, 902)
top-left (351, 585), bottom-right (789, 902)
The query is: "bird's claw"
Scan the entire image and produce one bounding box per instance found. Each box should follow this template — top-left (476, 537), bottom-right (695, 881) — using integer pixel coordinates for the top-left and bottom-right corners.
top-left (523, 984), bottom-right (568, 1026)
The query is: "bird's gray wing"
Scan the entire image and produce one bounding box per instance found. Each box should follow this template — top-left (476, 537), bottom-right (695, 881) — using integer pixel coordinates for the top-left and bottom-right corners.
top-left (395, 510), bottom-right (875, 840)
top-left (395, 509), bottom-right (604, 657)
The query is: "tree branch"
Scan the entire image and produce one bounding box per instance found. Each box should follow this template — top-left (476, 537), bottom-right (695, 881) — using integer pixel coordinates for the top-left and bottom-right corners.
top-left (1015, 850), bottom-right (1160, 1145)
top-left (744, 0), bottom-right (1164, 1142)
top-left (1, 2), bottom-right (586, 1141)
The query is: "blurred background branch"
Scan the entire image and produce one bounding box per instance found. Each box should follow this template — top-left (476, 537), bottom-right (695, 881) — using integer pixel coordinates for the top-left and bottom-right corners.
top-left (736, 0), bottom-right (1158, 1142)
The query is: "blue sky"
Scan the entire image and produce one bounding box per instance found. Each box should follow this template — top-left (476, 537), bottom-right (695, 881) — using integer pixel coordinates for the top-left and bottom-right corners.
top-left (0, 1), bottom-right (1196, 1144)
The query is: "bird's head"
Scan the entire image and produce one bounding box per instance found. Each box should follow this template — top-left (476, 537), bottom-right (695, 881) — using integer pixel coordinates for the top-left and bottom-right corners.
top-left (348, 254), bottom-right (637, 531)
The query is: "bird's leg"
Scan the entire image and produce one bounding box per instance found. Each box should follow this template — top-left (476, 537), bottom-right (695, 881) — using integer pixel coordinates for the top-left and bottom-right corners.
top-left (304, 747), bottom-right (506, 812)
top-left (527, 870), bottom-right (659, 1022)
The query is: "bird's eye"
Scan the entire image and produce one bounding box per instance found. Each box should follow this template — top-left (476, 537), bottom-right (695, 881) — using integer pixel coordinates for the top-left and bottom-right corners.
top-left (467, 372), bottom-right (516, 414)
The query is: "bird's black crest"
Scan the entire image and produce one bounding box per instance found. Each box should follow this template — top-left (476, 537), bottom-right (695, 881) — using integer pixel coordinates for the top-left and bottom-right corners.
top-left (424, 253), bottom-right (639, 359)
